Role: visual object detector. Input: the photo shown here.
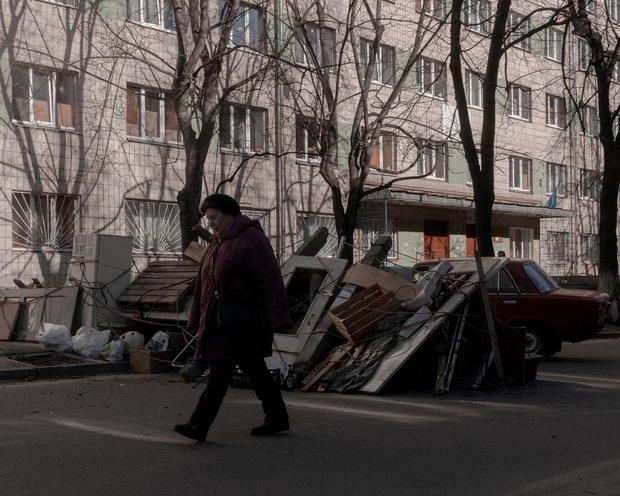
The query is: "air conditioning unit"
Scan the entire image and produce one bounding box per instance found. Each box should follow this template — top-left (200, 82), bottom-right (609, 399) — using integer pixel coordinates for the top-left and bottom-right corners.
top-left (69, 234), bottom-right (133, 328)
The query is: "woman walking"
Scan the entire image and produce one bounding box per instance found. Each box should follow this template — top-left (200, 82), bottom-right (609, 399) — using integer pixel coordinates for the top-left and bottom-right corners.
top-left (174, 194), bottom-right (292, 442)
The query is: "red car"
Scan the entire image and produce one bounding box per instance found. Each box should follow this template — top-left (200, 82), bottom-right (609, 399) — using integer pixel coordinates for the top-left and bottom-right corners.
top-left (412, 259), bottom-right (609, 356)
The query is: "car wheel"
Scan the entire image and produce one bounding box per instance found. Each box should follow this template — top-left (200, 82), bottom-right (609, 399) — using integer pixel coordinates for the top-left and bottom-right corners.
top-left (524, 328), bottom-right (544, 356)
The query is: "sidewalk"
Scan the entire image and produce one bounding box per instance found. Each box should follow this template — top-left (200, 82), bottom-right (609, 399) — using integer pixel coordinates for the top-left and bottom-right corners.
top-left (0, 341), bottom-right (129, 381)
top-left (598, 324), bottom-right (620, 339)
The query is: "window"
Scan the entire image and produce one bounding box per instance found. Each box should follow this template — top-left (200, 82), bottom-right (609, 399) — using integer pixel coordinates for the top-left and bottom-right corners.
top-left (219, 104), bottom-right (265, 153)
top-left (546, 162), bottom-right (567, 196)
top-left (12, 66), bottom-right (76, 128)
top-left (507, 11), bottom-right (530, 50)
top-left (523, 263), bottom-right (558, 293)
top-left (420, 0), bottom-right (446, 19)
top-left (611, 0), bottom-right (619, 21)
top-left (42, 0), bottom-right (81, 6)
top-left (582, 105), bottom-right (597, 136)
top-left (418, 143), bottom-right (447, 180)
top-left (296, 214), bottom-right (338, 257)
top-left (125, 199), bottom-right (181, 254)
top-left (370, 133), bottom-right (397, 172)
top-left (580, 169), bottom-right (601, 200)
top-left (127, 86), bottom-right (179, 142)
top-left (509, 156), bottom-right (532, 191)
top-left (508, 84), bottom-right (531, 120)
top-left (230, 3), bottom-right (265, 50)
top-left (357, 217), bottom-right (397, 259)
top-left (546, 94), bottom-right (566, 128)
top-left (546, 231), bottom-right (570, 263)
top-left (464, 71), bottom-right (483, 107)
top-left (415, 57), bottom-right (446, 99)
top-left (295, 23), bottom-right (336, 68)
top-left (487, 269), bottom-right (518, 294)
top-left (127, 0), bottom-right (174, 30)
top-left (296, 114), bottom-right (321, 162)
top-left (12, 192), bottom-right (77, 251)
top-left (545, 27), bottom-right (563, 62)
top-left (509, 227), bottom-right (533, 259)
top-left (580, 234), bottom-right (599, 264)
top-left (612, 61), bottom-right (620, 82)
top-left (360, 39), bottom-right (396, 85)
top-left (577, 38), bottom-right (591, 71)
top-left (464, 0), bottom-right (491, 34)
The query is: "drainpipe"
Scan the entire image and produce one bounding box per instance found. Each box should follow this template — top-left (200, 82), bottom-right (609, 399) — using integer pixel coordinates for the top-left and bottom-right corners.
top-left (274, 0), bottom-right (285, 261)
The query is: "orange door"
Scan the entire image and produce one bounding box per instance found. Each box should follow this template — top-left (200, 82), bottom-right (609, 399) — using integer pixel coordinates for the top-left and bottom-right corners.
top-left (466, 224), bottom-right (478, 257)
top-left (424, 220), bottom-right (449, 259)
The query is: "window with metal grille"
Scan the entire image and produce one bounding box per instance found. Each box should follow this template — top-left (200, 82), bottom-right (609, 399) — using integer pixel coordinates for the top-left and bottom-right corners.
top-left (296, 214), bottom-right (338, 258)
top-left (357, 217), bottom-right (398, 259)
top-left (12, 192), bottom-right (77, 251)
top-left (124, 199), bottom-right (182, 254)
top-left (12, 66), bottom-right (76, 128)
top-left (546, 231), bottom-right (569, 262)
top-left (127, 0), bottom-right (175, 30)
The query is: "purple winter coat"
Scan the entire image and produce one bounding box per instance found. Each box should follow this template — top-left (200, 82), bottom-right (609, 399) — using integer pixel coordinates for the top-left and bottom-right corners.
top-left (187, 214), bottom-right (292, 362)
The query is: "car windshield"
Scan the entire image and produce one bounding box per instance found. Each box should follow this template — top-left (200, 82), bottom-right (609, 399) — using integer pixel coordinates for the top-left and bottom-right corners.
top-left (523, 263), bottom-right (559, 294)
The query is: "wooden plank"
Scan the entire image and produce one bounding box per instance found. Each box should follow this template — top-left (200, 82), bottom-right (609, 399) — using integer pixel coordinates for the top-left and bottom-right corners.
top-left (142, 265), bottom-right (199, 273)
top-left (183, 241), bottom-right (207, 263)
top-left (0, 301), bottom-right (22, 340)
top-left (124, 280), bottom-right (194, 288)
top-left (349, 298), bottom-right (400, 342)
top-left (301, 344), bottom-right (355, 392)
top-left (120, 288), bottom-right (189, 296)
top-left (117, 294), bottom-right (180, 304)
top-left (133, 272), bottom-right (198, 279)
top-left (342, 264), bottom-right (419, 302)
top-left (150, 260), bottom-right (199, 267)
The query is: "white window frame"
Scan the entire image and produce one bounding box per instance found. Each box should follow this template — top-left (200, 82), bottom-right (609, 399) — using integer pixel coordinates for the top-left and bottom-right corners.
top-left (220, 104), bottom-right (266, 154)
top-left (295, 115), bottom-right (321, 163)
top-left (580, 233), bottom-right (599, 264)
top-left (295, 23), bottom-right (335, 69)
top-left (40, 0), bottom-right (81, 7)
top-left (464, 71), bottom-right (483, 108)
top-left (127, 86), bottom-right (179, 143)
top-left (509, 156), bottom-right (532, 192)
top-left (508, 11), bottom-right (530, 51)
top-left (12, 66), bottom-right (76, 129)
top-left (545, 27), bottom-right (563, 62)
top-left (416, 57), bottom-right (446, 99)
top-left (230, 3), bottom-right (265, 50)
top-left (546, 93), bottom-right (566, 128)
top-left (127, 0), bottom-right (175, 31)
top-left (12, 191), bottom-right (78, 252)
top-left (361, 38), bottom-right (396, 85)
top-left (464, 0), bottom-right (491, 34)
top-left (610, 0), bottom-right (619, 21)
top-left (508, 84), bottom-right (531, 120)
top-left (582, 105), bottom-right (597, 136)
top-left (509, 227), bottom-right (533, 259)
top-left (577, 38), bottom-right (591, 72)
top-left (422, 0), bottom-right (446, 19)
top-left (370, 133), bottom-right (398, 172)
top-left (580, 169), bottom-right (601, 200)
top-left (125, 199), bottom-right (182, 255)
top-left (418, 143), bottom-right (447, 180)
top-left (545, 162), bottom-right (567, 197)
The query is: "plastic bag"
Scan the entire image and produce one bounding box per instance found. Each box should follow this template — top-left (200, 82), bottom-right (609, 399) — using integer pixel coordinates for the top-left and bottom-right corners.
top-left (100, 340), bottom-right (128, 362)
top-left (36, 323), bottom-right (73, 352)
top-left (120, 331), bottom-right (145, 351)
top-left (72, 327), bottom-right (111, 358)
top-left (145, 331), bottom-right (169, 352)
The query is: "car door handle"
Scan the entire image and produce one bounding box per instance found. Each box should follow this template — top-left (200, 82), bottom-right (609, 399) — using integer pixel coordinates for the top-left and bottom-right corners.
top-left (502, 300), bottom-right (518, 304)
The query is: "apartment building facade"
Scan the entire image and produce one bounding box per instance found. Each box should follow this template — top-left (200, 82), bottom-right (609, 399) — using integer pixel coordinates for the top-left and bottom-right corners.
top-left (0, 0), bottom-right (613, 289)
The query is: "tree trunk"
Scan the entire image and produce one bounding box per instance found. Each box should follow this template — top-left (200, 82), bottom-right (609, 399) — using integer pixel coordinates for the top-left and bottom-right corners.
top-left (178, 142), bottom-right (205, 250)
top-left (598, 146), bottom-right (620, 300)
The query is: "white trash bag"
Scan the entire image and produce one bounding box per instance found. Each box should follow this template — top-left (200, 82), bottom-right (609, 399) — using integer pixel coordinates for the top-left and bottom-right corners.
top-left (145, 331), bottom-right (169, 352)
top-left (100, 339), bottom-right (128, 362)
top-left (72, 327), bottom-right (111, 358)
top-left (36, 323), bottom-right (73, 352)
top-left (120, 331), bottom-right (145, 351)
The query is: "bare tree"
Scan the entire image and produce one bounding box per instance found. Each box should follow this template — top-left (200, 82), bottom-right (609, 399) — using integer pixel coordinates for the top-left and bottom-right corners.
top-left (563, 0), bottom-right (620, 309)
top-left (280, 0), bottom-right (445, 262)
top-left (449, 0), bottom-right (567, 255)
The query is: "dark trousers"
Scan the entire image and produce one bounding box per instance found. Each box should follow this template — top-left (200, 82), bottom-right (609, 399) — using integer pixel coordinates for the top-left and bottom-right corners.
top-left (190, 356), bottom-right (288, 429)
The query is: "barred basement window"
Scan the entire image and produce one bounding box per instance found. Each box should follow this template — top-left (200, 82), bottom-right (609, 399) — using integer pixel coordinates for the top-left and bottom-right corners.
top-left (546, 231), bottom-right (569, 263)
top-left (125, 199), bottom-right (182, 254)
top-left (12, 192), bottom-right (77, 251)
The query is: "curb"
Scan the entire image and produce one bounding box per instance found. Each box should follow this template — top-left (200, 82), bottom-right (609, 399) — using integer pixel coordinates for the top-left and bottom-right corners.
top-left (0, 359), bottom-right (130, 381)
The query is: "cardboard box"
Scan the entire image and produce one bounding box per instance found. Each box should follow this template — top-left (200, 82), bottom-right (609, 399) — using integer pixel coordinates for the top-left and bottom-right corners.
top-left (130, 350), bottom-right (172, 374)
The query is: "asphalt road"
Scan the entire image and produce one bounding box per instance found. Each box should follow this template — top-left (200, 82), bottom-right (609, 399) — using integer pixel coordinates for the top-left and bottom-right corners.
top-left (2, 338), bottom-right (620, 496)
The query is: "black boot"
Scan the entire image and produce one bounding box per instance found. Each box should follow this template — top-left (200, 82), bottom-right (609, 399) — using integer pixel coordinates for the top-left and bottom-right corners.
top-left (173, 422), bottom-right (208, 442)
top-left (251, 418), bottom-right (290, 436)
